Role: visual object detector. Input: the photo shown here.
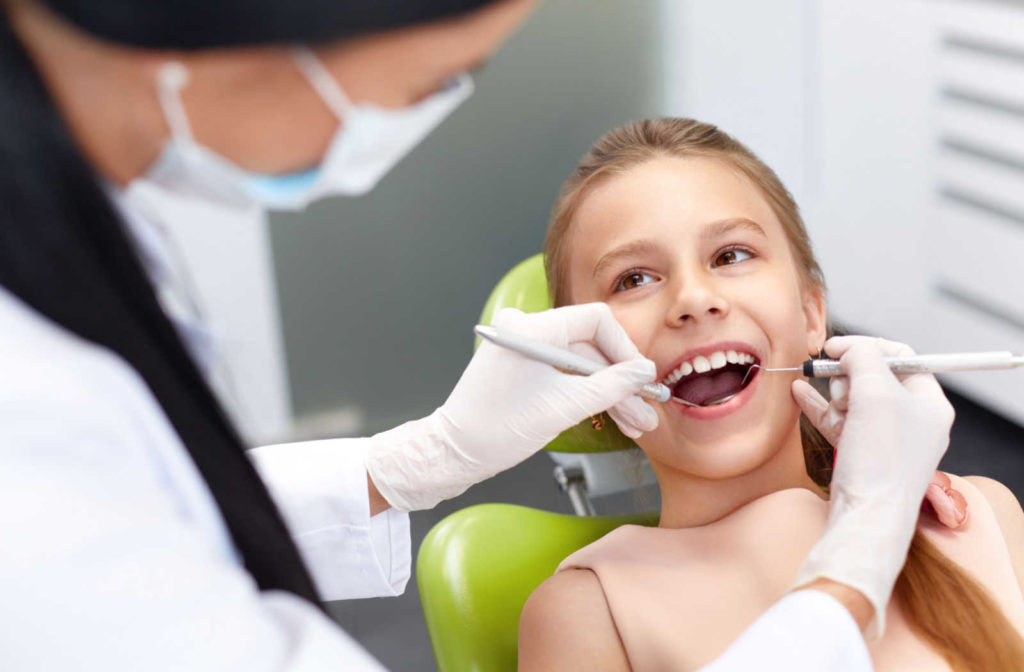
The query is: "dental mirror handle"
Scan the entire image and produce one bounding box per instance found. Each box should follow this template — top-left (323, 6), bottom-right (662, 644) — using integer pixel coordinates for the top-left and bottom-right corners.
top-left (804, 351), bottom-right (1024, 378)
top-left (474, 325), bottom-right (672, 403)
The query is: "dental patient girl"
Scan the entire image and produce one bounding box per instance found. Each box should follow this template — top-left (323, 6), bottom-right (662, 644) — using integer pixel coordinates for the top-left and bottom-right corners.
top-left (518, 119), bottom-right (1024, 671)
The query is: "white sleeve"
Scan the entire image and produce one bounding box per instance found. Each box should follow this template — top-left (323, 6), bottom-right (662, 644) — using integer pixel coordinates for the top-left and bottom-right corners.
top-left (250, 437), bottom-right (412, 601)
top-left (1, 382), bottom-right (391, 671)
top-left (698, 591), bottom-right (874, 672)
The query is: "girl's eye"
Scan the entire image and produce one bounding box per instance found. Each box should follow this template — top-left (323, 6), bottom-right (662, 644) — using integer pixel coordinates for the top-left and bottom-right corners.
top-left (615, 269), bottom-right (657, 292)
top-left (714, 247), bottom-right (754, 267)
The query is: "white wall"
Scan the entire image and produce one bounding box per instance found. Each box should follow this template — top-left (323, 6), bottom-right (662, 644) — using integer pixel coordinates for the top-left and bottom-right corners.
top-left (660, 0), bottom-right (814, 206)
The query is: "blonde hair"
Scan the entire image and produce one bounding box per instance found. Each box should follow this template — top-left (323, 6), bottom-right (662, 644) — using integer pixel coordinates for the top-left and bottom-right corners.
top-left (543, 117), bottom-right (1024, 670)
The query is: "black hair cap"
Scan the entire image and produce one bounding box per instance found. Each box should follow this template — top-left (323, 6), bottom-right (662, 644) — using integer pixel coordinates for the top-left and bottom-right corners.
top-left (42, 0), bottom-right (498, 50)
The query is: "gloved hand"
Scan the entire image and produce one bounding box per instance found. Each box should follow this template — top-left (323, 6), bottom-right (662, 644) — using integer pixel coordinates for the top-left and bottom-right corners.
top-left (365, 303), bottom-right (659, 512)
top-left (789, 336), bottom-right (955, 640)
top-left (805, 374), bottom-right (968, 530)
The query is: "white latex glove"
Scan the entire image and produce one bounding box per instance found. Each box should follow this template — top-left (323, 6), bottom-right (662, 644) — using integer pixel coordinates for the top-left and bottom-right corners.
top-left (365, 303), bottom-right (659, 512)
top-left (809, 373), bottom-right (968, 530)
top-left (790, 336), bottom-right (955, 641)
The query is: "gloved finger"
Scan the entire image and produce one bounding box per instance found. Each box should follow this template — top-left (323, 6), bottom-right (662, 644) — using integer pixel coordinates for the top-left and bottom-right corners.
top-left (606, 405), bottom-right (644, 439)
top-left (568, 357), bottom-right (657, 420)
top-left (567, 343), bottom-right (662, 428)
top-left (559, 302), bottom-right (644, 363)
top-left (792, 379), bottom-right (845, 446)
top-left (897, 369), bottom-right (948, 407)
top-left (490, 306), bottom-right (525, 326)
top-left (607, 395), bottom-right (659, 434)
top-left (492, 306), bottom-right (566, 342)
top-left (568, 340), bottom-right (612, 367)
top-left (492, 304), bottom-right (643, 365)
top-left (852, 342), bottom-right (950, 410)
top-left (855, 339), bottom-right (931, 388)
top-left (824, 335), bottom-right (915, 360)
top-left (826, 335), bottom-right (947, 402)
top-left (833, 340), bottom-right (900, 386)
top-left (829, 376), bottom-right (850, 412)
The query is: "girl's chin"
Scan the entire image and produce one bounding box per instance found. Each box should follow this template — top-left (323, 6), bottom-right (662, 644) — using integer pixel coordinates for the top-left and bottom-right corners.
top-left (644, 429), bottom-right (790, 480)
top-left (643, 401), bottom-right (805, 479)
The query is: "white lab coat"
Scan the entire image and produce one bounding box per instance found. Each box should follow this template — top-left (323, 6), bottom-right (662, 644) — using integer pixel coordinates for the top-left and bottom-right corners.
top-left (0, 199), bottom-right (874, 671)
top-left (0, 282), bottom-right (407, 671)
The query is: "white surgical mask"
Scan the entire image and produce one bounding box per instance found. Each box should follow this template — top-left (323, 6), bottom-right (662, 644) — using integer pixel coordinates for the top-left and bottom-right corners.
top-left (140, 47), bottom-right (474, 211)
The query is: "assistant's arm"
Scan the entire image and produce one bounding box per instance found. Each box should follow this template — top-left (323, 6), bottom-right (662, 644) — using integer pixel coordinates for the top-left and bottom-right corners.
top-left (2, 378), bottom-right (391, 671)
top-left (250, 437), bottom-right (410, 600)
top-left (256, 304), bottom-right (662, 601)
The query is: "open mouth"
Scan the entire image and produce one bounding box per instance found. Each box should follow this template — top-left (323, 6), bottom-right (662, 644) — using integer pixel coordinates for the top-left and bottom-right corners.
top-left (662, 349), bottom-right (760, 407)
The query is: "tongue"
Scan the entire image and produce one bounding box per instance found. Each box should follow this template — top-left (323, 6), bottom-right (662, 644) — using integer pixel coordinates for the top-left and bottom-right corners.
top-left (674, 369), bottom-right (748, 406)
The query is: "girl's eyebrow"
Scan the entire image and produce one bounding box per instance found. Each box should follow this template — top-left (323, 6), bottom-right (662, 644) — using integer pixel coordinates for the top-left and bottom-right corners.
top-left (592, 239), bottom-right (660, 279)
top-left (591, 218), bottom-right (767, 279)
top-left (702, 217), bottom-right (767, 242)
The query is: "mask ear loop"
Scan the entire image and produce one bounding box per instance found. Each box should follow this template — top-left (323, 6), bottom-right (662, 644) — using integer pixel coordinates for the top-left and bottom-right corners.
top-left (157, 62), bottom-right (195, 142)
top-left (290, 47), bottom-right (353, 120)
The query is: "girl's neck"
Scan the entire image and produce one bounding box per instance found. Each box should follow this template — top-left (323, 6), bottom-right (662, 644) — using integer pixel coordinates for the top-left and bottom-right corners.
top-left (654, 421), bottom-right (824, 529)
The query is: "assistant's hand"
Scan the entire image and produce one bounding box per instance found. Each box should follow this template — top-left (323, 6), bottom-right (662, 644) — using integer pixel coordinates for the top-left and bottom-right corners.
top-left (790, 336), bottom-right (955, 640)
top-left (365, 304), bottom-right (658, 511)
top-left (795, 373), bottom-right (967, 529)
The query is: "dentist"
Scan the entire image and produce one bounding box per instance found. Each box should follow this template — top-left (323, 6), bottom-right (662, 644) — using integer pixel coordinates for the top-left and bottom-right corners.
top-left (0, 1), bottom-right (952, 670)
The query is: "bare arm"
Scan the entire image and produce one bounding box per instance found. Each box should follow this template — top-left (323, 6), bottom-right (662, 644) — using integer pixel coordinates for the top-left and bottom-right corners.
top-left (963, 475), bottom-right (1024, 594)
top-left (518, 569), bottom-right (631, 671)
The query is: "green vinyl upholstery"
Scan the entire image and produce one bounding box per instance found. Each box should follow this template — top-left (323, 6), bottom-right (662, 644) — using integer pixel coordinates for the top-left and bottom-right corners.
top-left (417, 504), bottom-right (658, 672)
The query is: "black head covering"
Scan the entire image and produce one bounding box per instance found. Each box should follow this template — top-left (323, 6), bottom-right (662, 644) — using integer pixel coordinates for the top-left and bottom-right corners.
top-left (43, 0), bottom-right (497, 49)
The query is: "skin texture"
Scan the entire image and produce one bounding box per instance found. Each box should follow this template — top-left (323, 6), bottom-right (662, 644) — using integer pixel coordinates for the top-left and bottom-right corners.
top-left (521, 477), bottom-right (1024, 671)
top-left (963, 476), bottom-right (1024, 593)
top-left (566, 156), bottom-right (827, 528)
top-left (519, 157), bottom-right (1024, 670)
top-left (5, 0), bottom-right (538, 182)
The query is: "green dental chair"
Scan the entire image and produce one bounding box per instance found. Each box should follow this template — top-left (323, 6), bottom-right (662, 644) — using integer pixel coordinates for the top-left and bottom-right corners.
top-left (417, 254), bottom-right (659, 672)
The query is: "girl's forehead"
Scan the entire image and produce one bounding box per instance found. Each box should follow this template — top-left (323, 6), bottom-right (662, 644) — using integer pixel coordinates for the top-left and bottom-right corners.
top-left (571, 156), bottom-right (781, 249)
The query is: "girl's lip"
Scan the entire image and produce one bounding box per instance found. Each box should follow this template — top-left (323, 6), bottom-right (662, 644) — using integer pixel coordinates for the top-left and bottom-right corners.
top-left (667, 363), bottom-right (761, 420)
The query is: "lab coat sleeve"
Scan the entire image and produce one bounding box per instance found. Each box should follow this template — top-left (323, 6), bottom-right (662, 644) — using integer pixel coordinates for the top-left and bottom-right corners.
top-left (698, 591), bottom-right (874, 672)
top-left (1, 369), bottom-right (392, 671)
top-left (250, 437), bottom-right (412, 601)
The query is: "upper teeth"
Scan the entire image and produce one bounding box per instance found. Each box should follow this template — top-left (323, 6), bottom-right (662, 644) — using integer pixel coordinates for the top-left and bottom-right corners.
top-left (663, 349), bottom-right (756, 385)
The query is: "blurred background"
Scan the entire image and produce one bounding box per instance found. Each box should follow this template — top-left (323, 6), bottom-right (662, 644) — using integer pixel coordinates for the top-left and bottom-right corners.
top-left (158, 0), bottom-right (1024, 668)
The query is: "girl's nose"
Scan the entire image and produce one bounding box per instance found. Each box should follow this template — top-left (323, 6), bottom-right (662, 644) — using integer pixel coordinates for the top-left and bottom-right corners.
top-left (667, 275), bottom-right (729, 326)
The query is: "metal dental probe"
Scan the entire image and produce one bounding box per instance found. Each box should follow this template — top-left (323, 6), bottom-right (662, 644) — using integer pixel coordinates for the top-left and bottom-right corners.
top-left (749, 351), bottom-right (1024, 378)
top-left (476, 326), bottom-right (1024, 409)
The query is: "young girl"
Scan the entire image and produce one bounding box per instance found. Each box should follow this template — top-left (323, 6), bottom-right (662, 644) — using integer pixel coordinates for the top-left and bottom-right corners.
top-left (518, 118), bottom-right (1024, 671)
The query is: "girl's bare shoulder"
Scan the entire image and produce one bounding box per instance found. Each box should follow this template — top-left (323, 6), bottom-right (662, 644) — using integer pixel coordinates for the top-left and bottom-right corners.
top-left (955, 474), bottom-right (1024, 591)
top-left (518, 568), bottom-right (630, 671)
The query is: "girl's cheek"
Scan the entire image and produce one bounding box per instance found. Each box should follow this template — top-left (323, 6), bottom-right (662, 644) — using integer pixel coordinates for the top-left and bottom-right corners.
top-left (611, 307), bottom-right (652, 351)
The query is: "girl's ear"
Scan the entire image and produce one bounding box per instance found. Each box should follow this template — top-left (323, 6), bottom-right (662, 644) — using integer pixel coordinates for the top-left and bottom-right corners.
top-left (802, 287), bottom-right (827, 355)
